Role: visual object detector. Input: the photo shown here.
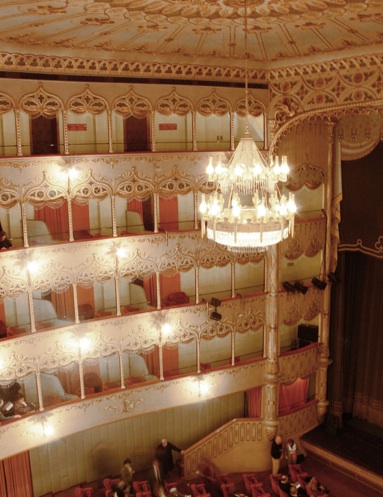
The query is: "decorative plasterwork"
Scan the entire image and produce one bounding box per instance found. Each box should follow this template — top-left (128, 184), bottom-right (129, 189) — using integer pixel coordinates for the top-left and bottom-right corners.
top-left (269, 55), bottom-right (383, 126)
top-left (0, 52), bottom-right (267, 84)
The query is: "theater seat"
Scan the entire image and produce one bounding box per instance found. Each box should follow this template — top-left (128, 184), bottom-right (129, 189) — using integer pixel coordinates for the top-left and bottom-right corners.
top-left (74, 488), bottom-right (93, 497)
top-left (190, 483), bottom-right (211, 497)
top-left (103, 478), bottom-right (120, 497)
top-left (288, 464), bottom-right (308, 483)
top-left (243, 473), bottom-right (261, 494)
top-left (162, 291), bottom-right (190, 307)
top-left (269, 474), bottom-right (282, 495)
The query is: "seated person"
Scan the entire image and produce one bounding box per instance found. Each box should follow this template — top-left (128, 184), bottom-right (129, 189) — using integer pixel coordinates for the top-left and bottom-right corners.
top-left (0, 226), bottom-right (12, 249)
top-left (290, 483), bottom-right (308, 497)
top-left (305, 477), bottom-right (328, 495)
top-left (279, 475), bottom-right (291, 494)
top-left (13, 393), bottom-right (36, 415)
top-left (0, 398), bottom-right (21, 421)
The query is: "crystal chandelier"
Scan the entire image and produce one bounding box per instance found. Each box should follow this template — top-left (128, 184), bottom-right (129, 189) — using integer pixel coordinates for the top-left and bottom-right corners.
top-left (199, 1), bottom-right (296, 252)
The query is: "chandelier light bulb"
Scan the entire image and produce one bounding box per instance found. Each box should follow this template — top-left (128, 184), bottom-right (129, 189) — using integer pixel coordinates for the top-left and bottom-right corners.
top-left (206, 156), bottom-right (214, 176)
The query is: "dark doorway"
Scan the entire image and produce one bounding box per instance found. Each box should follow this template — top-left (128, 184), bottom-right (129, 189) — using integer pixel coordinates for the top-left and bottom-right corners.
top-left (124, 116), bottom-right (149, 152)
top-left (31, 115), bottom-right (59, 155)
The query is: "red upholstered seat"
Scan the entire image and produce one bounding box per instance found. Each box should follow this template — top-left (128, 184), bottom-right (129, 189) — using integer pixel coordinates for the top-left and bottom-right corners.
top-left (288, 464), bottom-right (308, 483)
top-left (74, 488), bottom-right (94, 497)
top-left (103, 478), bottom-right (120, 497)
top-left (162, 291), bottom-right (189, 307)
top-left (251, 484), bottom-right (270, 497)
top-left (243, 473), bottom-right (261, 494)
top-left (132, 480), bottom-right (150, 494)
top-left (269, 474), bottom-right (282, 495)
top-left (190, 483), bottom-right (211, 497)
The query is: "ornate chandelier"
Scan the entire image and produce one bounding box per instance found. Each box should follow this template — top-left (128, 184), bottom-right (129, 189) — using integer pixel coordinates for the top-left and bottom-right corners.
top-left (199, 1), bottom-right (296, 252)
top-left (199, 136), bottom-right (296, 251)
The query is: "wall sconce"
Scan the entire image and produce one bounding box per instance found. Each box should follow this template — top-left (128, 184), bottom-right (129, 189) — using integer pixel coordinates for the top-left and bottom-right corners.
top-left (311, 277), bottom-right (327, 290)
top-left (191, 376), bottom-right (211, 398)
top-left (294, 281), bottom-right (309, 294)
top-left (209, 297), bottom-right (222, 321)
top-left (282, 281), bottom-right (296, 293)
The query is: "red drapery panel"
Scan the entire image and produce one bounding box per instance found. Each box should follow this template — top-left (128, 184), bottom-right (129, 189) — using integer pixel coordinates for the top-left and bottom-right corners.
top-left (163, 345), bottom-right (179, 378)
top-left (141, 347), bottom-right (159, 377)
top-left (35, 201), bottom-right (69, 240)
top-left (159, 196), bottom-right (178, 231)
top-left (72, 201), bottom-right (91, 236)
top-left (51, 287), bottom-right (75, 320)
top-left (278, 378), bottom-right (309, 415)
top-left (143, 276), bottom-right (156, 307)
top-left (127, 199), bottom-right (144, 216)
top-left (0, 302), bottom-right (5, 321)
top-left (246, 386), bottom-right (262, 418)
top-left (0, 452), bottom-right (33, 497)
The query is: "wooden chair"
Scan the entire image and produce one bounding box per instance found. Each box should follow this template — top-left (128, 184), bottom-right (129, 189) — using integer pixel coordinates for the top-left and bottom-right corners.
top-left (74, 488), bottom-right (93, 497)
top-left (103, 478), bottom-right (120, 497)
top-left (243, 473), bottom-right (260, 494)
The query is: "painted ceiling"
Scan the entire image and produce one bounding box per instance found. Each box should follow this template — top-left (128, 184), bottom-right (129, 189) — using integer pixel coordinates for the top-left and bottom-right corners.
top-left (0, 0), bottom-right (382, 71)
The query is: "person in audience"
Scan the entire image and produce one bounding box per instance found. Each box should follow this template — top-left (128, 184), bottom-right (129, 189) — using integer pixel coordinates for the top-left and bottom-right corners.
top-left (118, 457), bottom-right (135, 495)
top-left (148, 458), bottom-right (166, 497)
top-left (13, 393), bottom-right (36, 415)
top-left (155, 438), bottom-right (183, 477)
top-left (112, 483), bottom-right (125, 497)
top-left (290, 483), bottom-right (308, 497)
top-left (285, 438), bottom-right (298, 464)
top-left (279, 475), bottom-right (291, 495)
top-left (305, 476), bottom-right (328, 496)
top-left (0, 398), bottom-right (22, 421)
top-left (271, 435), bottom-right (284, 475)
top-left (0, 224), bottom-right (12, 249)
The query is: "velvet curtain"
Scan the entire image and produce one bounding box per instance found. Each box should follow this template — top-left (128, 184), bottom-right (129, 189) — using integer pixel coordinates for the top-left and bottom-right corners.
top-left (329, 252), bottom-right (383, 426)
top-left (0, 452), bottom-right (33, 497)
top-left (278, 378), bottom-right (309, 415)
top-left (328, 140), bottom-right (383, 427)
top-left (246, 386), bottom-right (262, 418)
top-left (35, 201), bottom-right (68, 240)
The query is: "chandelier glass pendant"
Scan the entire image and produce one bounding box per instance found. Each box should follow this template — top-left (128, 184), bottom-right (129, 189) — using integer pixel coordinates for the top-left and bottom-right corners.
top-left (199, 1), bottom-right (296, 252)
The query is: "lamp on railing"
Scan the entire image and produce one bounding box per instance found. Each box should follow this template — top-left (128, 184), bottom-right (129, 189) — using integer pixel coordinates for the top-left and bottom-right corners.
top-left (199, 1), bottom-right (296, 253)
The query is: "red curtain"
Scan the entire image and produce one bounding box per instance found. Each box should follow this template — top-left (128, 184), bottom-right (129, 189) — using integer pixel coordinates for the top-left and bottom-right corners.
top-left (141, 347), bottom-right (160, 376)
top-left (35, 201), bottom-right (69, 240)
top-left (246, 386), bottom-right (262, 418)
top-left (143, 276), bottom-right (156, 307)
top-left (278, 378), bottom-right (309, 415)
top-left (50, 287), bottom-right (75, 321)
top-left (0, 301), bottom-right (6, 327)
top-left (127, 199), bottom-right (144, 216)
top-left (72, 201), bottom-right (91, 235)
top-left (159, 196), bottom-right (178, 231)
top-left (161, 273), bottom-right (181, 303)
top-left (0, 452), bottom-right (33, 497)
top-left (163, 345), bottom-right (179, 378)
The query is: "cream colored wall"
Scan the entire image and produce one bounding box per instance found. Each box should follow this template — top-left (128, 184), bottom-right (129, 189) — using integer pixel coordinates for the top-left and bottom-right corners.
top-left (0, 112), bottom-right (17, 156)
top-left (29, 392), bottom-right (245, 496)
